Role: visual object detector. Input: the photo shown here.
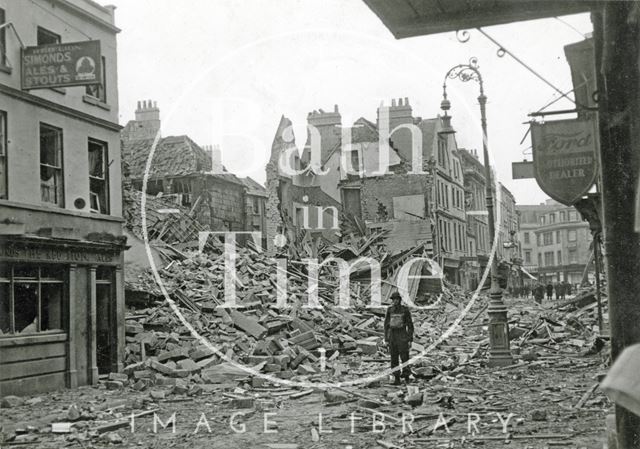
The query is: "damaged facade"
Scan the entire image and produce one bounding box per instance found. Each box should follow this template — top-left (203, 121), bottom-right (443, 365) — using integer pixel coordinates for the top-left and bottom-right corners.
top-left (267, 98), bottom-right (474, 285)
top-left (0, 0), bottom-right (125, 395)
top-left (121, 101), bottom-right (267, 244)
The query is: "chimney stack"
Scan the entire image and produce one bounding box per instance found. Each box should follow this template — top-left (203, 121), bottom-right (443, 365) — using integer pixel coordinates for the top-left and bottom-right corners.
top-left (124, 99), bottom-right (161, 141)
top-left (307, 105), bottom-right (342, 163)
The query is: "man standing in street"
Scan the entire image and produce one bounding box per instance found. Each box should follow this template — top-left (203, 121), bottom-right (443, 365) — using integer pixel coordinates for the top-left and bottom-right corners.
top-left (384, 292), bottom-right (414, 385)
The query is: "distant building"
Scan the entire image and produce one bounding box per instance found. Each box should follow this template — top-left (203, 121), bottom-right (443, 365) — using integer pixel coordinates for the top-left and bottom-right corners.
top-left (457, 148), bottom-right (489, 289)
top-left (517, 199), bottom-right (593, 284)
top-left (0, 0), bottom-right (125, 395)
top-left (267, 98), bottom-right (472, 285)
top-left (121, 101), bottom-right (267, 240)
top-left (458, 149), bottom-right (522, 289)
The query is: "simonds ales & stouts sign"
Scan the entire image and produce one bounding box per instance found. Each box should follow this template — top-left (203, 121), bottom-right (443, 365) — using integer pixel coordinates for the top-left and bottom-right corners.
top-left (531, 116), bottom-right (599, 205)
top-left (21, 40), bottom-right (102, 90)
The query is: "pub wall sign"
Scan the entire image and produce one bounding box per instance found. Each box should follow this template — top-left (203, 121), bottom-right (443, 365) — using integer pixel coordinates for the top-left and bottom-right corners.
top-left (21, 40), bottom-right (102, 90)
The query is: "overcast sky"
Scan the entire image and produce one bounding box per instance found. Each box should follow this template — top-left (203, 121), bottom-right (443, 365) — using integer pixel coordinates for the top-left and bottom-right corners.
top-left (107, 0), bottom-right (592, 205)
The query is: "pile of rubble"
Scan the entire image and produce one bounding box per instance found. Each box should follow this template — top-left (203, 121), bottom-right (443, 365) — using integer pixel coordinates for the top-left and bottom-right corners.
top-left (508, 287), bottom-right (609, 362)
top-left (121, 237), bottom-right (454, 392)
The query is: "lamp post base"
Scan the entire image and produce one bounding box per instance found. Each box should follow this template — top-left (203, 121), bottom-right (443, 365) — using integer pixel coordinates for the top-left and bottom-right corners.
top-left (487, 287), bottom-right (514, 367)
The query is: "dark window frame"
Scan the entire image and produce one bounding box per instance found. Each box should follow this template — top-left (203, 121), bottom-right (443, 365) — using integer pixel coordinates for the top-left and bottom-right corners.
top-left (85, 56), bottom-right (107, 102)
top-left (37, 26), bottom-right (61, 45)
top-left (0, 264), bottom-right (67, 336)
top-left (40, 123), bottom-right (64, 207)
top-left (0, 8), bottom-right (6, 66)
top-left (0, 110), bottom-right (7, 199)
top-left (88, 138), bottom-right (109, 214)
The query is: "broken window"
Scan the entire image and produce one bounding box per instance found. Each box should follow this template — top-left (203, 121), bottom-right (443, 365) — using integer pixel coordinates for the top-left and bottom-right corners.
top-left (40, 124), bottom-right (64, 206)
top-left (88, 139), bottom-right (109, 214)
top-left (0, 264), bottom-right (65, 335)
top-left (0, 110), bottom-right (6, 199)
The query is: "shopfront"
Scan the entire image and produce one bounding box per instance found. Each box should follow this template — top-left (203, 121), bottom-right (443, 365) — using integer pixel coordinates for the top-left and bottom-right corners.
top-left (0, 235), bottom-right (124, 395)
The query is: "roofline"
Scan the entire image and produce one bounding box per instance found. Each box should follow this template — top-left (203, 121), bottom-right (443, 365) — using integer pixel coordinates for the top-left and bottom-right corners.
top-left (52, 0), bottom-right (121, 33)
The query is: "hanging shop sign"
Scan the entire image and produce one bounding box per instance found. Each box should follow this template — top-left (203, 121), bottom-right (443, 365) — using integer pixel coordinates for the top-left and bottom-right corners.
top-left (21, 40), bottom-right (102, 90)
top-left (531, 117), bottom-right (599, 205)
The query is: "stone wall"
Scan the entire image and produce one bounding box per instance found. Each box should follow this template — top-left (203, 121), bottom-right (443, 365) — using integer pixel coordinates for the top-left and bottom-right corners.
top-left (360, 174), bottom-right (430, 222)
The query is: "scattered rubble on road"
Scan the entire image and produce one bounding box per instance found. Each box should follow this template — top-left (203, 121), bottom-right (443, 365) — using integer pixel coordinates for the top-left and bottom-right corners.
top-left (0, 226), bottom-right (611, 448)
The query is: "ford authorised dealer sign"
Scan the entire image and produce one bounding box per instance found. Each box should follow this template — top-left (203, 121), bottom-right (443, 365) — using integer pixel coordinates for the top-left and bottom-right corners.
top-left (531, 116), bottom-right (599, 205)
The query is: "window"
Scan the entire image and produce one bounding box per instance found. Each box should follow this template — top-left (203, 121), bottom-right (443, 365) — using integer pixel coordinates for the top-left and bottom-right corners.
top-left (557, 250), bottom-right (562, 265)
top-left (437, 137), bottom-right (447, 168)
top-left (543, 232), bottom-right (553, 246)
top-left (569, 211), bottom-right (578, 221)
top-left (549, 213), bottom-right (556, 224)
top-left (525, 250), bottom-right (531, 264)
top-left (0, 264), bottom-right (65, 335)
top-left (569, 249), bottom-right (578, 264)
top-left (538, 253), bottom-right (543, 267)
top-left (88, 139), bottom-right (109, 214)
top-left (540, 216), bottom-right (546, 225)
top-left (96, 267), bottom-right (114, 372)
top-left (544, 251), bottom-right (554, 266)
top-left (556, 230), bottom-right (561, 243)
top-left (0, 110), bottom-right (6, 199)
top-left (252, 197), bottom-right (260, 214)
top-left (524, 232), bottom-right (530, 244)
top-left (568, 230), bottom-right (577, 242)
top-left (40, 124), bottom-right (64, 206)
top-left (560, 211), bottom-right (566, 222)
top-left (85, 56), bottom-right (107, 102)
top-left (537, 234), bottom-right (542, 246)
top-left (0, 8), bottom-right (6, 66)
top-left (37, 27), bottom-right (60, 45)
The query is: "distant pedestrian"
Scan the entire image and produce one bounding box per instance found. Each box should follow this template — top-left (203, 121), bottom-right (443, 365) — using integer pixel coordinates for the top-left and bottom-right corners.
top-left (534, 283), bottom-right (544, 304)
top-left (546, 282), bottom-right (554, 301)
top-left (565, 282), bottom-right (572, 296)
top-left (556, 282), bottom-right (565, 301)
top-left (384, 292), bottom-right (414, 385)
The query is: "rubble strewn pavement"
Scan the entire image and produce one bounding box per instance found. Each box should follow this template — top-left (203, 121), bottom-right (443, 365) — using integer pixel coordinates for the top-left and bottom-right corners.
top-left (0, 235), bottom-right (611, 447)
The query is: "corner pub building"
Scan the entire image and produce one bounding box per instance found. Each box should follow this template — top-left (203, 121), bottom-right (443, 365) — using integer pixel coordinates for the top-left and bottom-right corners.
top-left (0, 0), bottom-right (125, 395)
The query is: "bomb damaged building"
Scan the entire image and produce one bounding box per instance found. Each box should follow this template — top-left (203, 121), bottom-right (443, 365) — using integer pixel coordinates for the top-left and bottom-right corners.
top-left (0, 0), bottom-right (125, 395)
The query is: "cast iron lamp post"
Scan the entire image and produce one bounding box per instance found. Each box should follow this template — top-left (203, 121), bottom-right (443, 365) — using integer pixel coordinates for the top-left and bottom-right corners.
top-left (440, 58), bottom-right (513, 367)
